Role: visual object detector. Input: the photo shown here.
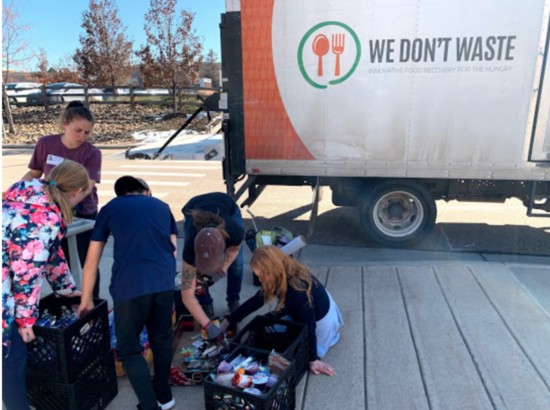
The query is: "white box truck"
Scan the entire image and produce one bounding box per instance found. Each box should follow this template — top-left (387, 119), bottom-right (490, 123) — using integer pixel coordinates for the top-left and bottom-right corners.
top-left (217, 0), bottom-right (550, 246)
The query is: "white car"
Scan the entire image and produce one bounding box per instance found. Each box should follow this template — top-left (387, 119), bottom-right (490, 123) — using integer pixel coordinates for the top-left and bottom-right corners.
top-left (5, 82), bottom-right (42, 105)
top-left (132, 87), bottom-right (169, 95)
top-left (25, 83), bottom-right (103, 105)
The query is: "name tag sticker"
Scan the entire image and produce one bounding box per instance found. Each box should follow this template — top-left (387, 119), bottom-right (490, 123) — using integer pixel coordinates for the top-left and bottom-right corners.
top-left (46, 155), bottom-right (64, 166)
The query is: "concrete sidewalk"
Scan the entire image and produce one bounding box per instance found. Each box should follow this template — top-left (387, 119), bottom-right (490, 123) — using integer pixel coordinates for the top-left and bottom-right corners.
top-left (85, 243), bottom-right (550, 410)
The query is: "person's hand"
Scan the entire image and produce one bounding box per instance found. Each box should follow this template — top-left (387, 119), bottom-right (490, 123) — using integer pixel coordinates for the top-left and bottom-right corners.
top-left (203, 321), bottom-right (223, 342)
top-left (18, 326), bottom-right (36, 344)
top-left (309, 360), bottom-right (336, 376)
top-left (77, 299), bottom-right (95, 318)
top-left (219, 318), bottom-right (231, 333)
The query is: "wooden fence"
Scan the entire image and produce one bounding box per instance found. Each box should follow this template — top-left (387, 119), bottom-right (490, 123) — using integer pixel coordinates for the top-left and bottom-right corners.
top-left (9, 85), bottom-right (215, 112)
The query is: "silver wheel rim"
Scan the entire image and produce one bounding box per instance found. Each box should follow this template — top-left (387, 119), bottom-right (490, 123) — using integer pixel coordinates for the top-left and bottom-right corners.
top-left (372, 190), bottom-right (424, 238)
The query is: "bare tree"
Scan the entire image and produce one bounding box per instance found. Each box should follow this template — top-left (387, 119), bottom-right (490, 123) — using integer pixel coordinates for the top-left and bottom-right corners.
top-left (2, 0), bottom-right (32, 83)
top-left (50, 55), bottom-right (83, 84)
top-left (2, 0), bottom-right (32, 134)
top-left (33, 48), bottom-right (50, 85)
top-left (74, 0), bottom-right (133, 87)
top-left (202, 49), bottom-right (220, 88)
top-left (137, 0), bottom-right (203, 111)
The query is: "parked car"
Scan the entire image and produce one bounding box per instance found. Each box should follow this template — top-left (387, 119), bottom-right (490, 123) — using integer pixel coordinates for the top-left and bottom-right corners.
top-left (132, 87), bottom-right (169, 95)
top-left (4, 82), bottom-right (42, 105)
top-left (25, 83), bottom-right (103, 105)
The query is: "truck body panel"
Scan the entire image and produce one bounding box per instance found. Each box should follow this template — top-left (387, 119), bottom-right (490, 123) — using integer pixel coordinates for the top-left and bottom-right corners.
top-left (226, 0), bottom-right (550, 179)
top-left (220, 0), bottom-right (550, 246)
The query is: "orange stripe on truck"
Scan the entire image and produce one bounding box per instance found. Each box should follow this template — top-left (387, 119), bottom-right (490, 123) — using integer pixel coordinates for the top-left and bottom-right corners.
top-left (242, 0), bottom-right (314, 160)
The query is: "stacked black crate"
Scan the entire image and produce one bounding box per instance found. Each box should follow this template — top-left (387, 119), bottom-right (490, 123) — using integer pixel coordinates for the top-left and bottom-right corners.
top-left (26, 294), bottom-right (117, 410)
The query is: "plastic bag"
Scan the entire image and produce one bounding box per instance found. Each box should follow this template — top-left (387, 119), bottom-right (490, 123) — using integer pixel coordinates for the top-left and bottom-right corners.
top-left (255, 226), bottom-right (294, 248)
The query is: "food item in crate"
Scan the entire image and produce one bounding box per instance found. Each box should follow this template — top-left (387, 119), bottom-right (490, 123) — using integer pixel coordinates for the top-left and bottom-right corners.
top-left (35, 306), bottom-right (79, 329)
top-left (169, 331), bottom-right (226, 385)
top-left (214, 372), bottom-right (234, 387)
top-left (206, 346), bottom-right (295, 410)
top-left (251, 372), bottom-right (268, 385)
top-left (232, 372), bottom-right (253, 389)
top-left (243, 387), bottom-right (262, 396)
top-left (202, 344), bottom-right (225, 359)
top-left (268, 350), bottom-right (291, 377)
top-left (266, 374), bottom-right (279, 389)
top-left (217, 360), bottom-right (233, 373)
top-left (244, 361), bottom-right (260, 375)
top-left (180, 339), bottom-right (217, 368)
top-left (58, 306), bottom-right (79, 328)
top-left (211, 351), bottom-right (289, 394)
top-left (36, 310), bottom-right (56, 327)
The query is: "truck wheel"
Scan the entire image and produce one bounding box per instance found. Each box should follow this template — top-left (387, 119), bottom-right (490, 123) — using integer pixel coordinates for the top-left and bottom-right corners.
top-left (359, 181), bottom-right (436, 247)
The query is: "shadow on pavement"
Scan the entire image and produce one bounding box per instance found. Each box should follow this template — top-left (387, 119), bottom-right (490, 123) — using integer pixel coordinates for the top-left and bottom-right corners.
top-left (239, 206), bottom-right (550, 257)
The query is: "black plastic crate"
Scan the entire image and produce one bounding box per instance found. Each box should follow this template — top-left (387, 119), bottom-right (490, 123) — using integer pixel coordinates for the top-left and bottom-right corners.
top-left (204, 345), bottom-right (295, 410)
top-left (232, 316), bottom-right (308, 384)
top-left (26, 294), bottom-right (110, 383)
top-left (27, 349), bottom-right (118, 410)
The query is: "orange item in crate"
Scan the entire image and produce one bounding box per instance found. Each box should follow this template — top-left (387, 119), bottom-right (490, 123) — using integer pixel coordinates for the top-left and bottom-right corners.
top-left (114, 343), bottom-right (154, 377)
top-left (115, 359), bottom-right (125, 377)
top-left (143, 344), bottom-right (154, 365)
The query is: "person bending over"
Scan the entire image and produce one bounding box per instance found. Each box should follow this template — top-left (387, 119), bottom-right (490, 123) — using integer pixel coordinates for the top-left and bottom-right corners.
top-left (180, 193), bottom-right (244, 320)
top-left (3, 160), bottom-right (89, 409)
top-left (78, 176), bottom-right (177, 410)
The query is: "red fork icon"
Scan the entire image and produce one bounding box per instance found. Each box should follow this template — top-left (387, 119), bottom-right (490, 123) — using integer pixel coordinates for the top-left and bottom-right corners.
top-left (331, 33), bottom-right (345, 76)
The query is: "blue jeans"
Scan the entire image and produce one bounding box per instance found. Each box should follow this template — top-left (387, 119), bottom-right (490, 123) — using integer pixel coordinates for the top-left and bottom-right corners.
top-left (2, 328), bottom-right (31, 410)
top-left (114, 291), bottom-right (173, 410)
top-left (187, 208), bottom-right (244, 306)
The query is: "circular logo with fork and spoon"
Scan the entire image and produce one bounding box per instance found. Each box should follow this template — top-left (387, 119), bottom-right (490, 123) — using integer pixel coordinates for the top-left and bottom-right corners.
top-left (298, 21), bottom-right (361, 89)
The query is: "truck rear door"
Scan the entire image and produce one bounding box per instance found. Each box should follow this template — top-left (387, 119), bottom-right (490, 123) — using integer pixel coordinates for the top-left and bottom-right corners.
top-left (529, 14), bottom-right (550, 162)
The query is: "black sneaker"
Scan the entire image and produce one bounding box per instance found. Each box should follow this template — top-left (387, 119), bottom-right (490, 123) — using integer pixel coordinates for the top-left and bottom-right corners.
top-left (136, 405), bottom-right (162, 410)
top-left (154, 385), bottom-right (175, 410)
top-left (157, 398), bottom-right (176, 410)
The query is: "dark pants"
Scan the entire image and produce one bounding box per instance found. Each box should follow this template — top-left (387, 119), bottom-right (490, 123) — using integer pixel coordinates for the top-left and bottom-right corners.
top-left (2, 328), bottom-right (31, 410)
top-left (114, 291), bottom-right (174, 410)
top-left (62, 211), bottom-right (100, 298)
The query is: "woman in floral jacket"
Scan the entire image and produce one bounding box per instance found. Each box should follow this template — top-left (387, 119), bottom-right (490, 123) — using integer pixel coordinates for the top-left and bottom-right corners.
top-left (2, 159), bottom-right (90, 410)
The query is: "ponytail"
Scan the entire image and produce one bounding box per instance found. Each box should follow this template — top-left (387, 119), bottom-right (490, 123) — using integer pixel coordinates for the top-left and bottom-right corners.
top-left (45, 160), bottom-right (90, 223)
top-left (190, 209), bottom-right (229, 240)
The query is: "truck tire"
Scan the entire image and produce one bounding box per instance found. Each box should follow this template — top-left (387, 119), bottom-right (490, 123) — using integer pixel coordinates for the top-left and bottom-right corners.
top-left (359, 181), bottom-right (436, 247)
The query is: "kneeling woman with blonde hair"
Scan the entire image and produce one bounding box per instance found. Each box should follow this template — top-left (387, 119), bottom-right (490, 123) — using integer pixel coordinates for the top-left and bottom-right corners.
top-left (220, 245), bottom-right (343, 376)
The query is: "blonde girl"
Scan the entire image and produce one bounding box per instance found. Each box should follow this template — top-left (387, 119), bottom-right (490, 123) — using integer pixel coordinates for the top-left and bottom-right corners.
top-left (3, 160), bottom-right (89, 409)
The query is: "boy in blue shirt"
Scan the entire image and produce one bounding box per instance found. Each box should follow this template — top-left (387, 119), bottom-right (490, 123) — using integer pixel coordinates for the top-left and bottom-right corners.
top-left (78, 176), bottom-right (177, 410)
